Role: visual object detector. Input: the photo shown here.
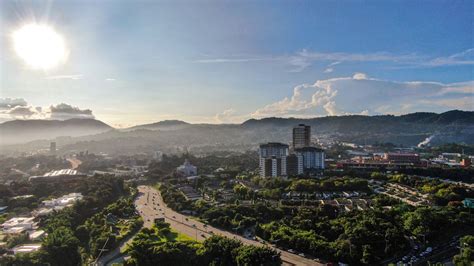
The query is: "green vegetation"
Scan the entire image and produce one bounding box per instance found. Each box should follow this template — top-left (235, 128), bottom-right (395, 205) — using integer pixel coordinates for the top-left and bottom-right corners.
top-left (125, 221), bottom-right (281, 266)
top-left (157, 183), bottom-right (189, 211)
top-left (386, 174), bottom-right (474, 206)
top-left (148, 152), bottom-right (258, 178)
top-left (453, 235), bottom-right (474, 265)
top-left (0, 176), bottom-right (137, 265)
top-left (257, 206), bottom-right (472, 264)
top-left (77, 195), bottom-right (143, 259)
top-left (429, 143), bottom-right (474, 155)
top-left (159, 174), bottom-right (473, 264)
top-left (42, 226), bottom-right (81, 266)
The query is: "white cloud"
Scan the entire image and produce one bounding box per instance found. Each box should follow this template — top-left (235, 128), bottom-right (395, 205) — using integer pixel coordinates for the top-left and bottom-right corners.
top-left (251, 74), bottom-right (474, 118)
top-left (323, 61), bottom-right (341, 73)
top-left (49, 103), bottom-right (94, 120)
top-left (213, 108), bottom-right (251, 124)
top-left (194, 58), bottom-right (266, 63)
top-left (195, 48), bottom-right (474, 72)
top-left (105, 78), bottom-right (116, 81)
top-left (352, 72), bottom-right (368, 80)
top-left (0, 98), bottom-right (28, 110)
top-left (0, 100), bottom-right (95, 122)
top-left (424, 48), bottom-right (474, 67)
top-left (214, 108), bottom-right (236, 123)
top-left (7, 106), bottom-right (38, 119)
top-left (44, 74), bottom-right (83, 80)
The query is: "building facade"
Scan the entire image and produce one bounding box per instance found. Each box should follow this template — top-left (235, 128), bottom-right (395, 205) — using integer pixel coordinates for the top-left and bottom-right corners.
top-left (383, 153), bottom-right (420, 164)
top-left (50, 142), bottom-right (56, 154)
top-left (176, 159), bottom-right (197, 177)
top-left (259, 142), bottom-right (289, 177)
top-left (287, 154), bottom-right (304, 176)
top-left (295, 147), bottom-right (325, 171)
top-left (292, 124), bottom-right (311, 149)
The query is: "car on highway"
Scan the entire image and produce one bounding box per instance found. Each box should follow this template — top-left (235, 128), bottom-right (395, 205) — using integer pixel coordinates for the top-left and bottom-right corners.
top-left (185, 218), bottom-right (188, 221)
top-left (192, 224), bottom-right (196, 227)
top-left (172, 216), bottom-right (176, 218)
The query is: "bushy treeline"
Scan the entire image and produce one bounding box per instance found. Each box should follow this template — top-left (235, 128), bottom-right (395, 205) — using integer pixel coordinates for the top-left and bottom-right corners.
top-left (125, 222), bottom-right (280, 266)
top-left (373, 172), bottom-right (474, 206)
top-left (0, 176), bottom-right (138, 266)
top-left (256, 205), bottom-right (473, 264)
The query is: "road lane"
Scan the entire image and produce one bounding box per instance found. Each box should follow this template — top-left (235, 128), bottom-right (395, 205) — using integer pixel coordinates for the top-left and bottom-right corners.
top-left (136, 185), bottom-right (322, 266)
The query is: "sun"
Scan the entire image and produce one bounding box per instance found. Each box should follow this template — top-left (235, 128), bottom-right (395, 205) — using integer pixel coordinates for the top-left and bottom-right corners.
top-left (12, 23), bottom-right (68, 70)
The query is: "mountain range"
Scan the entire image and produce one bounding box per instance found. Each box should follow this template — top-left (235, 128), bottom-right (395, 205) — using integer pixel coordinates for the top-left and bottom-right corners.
top-left (1, 110), bottom-right (473, 155)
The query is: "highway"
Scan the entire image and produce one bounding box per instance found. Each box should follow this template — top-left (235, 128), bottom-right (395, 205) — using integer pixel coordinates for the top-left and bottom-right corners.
top-left (136, 185), bottom-right (322, 266)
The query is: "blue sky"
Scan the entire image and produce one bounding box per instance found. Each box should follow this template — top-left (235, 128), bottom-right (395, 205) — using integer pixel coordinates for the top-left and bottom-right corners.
top-left (1, 0), bottom-right (473, 126)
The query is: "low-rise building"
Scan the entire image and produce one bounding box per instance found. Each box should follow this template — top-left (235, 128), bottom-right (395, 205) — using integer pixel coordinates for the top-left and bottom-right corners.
top-left (28, 230), bottom-right (46, 241)
top-left (1, 217), bottom-right (35, 232)
top-left (177, 186), bottom-right (202, 201)
top-left (176, 160), bottom-right (198, 177)
top-left (12, 244), bottom-right (42, 254)
top-left (42, 193), bottom-right (83, 208)
top-left (29, 169), bottom-right (86, 183)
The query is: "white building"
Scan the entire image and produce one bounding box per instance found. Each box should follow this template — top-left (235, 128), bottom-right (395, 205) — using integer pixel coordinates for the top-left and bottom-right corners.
top-left (176, 160), bottom-right (197, 177)
top-left (1, 217), bottom-right (35, 232)
top-left (12, 244), bottom-right (42, 254)
top-left (295, 147), bottom-right (325, 170)
top-left (42, 193), bottom-right (83, 208)
top-left (29, 230), bottom-right (46, 241)
top-left (259, 142), bottom-right (289, 177)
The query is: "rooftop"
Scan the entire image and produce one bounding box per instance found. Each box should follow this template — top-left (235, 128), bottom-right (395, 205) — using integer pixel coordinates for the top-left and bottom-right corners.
top-left (43, 169), bottom-right (78, 176)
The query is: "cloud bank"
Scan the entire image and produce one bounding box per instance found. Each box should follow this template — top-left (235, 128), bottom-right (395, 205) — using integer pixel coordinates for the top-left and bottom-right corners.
top-left (250, 73), bottom-right (473, 118)
top-left (213, 74), bottom-right (473, 123)
top-left (196, 48), bottom-right (474, 72)
top-left (0, 99), bottom-right (95, 122)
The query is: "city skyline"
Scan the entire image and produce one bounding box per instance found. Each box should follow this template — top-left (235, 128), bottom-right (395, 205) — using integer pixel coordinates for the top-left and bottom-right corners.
top-left (1, 1), bottom-right (473, 127)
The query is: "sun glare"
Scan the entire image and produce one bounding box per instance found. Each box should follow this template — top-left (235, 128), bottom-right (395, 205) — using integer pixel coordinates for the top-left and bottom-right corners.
top-left (12, 23), bottom-right (68, 70)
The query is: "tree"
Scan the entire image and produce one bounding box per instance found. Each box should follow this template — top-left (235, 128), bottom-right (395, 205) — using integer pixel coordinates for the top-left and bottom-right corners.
top-left (42, 226), bottom-right (81, 266)
top-left (233, 245), bottom-right (281, 266)
top-left (200, 235), bottom-right (242, 266)
top-left (453, 235), bottom-right (474, 266)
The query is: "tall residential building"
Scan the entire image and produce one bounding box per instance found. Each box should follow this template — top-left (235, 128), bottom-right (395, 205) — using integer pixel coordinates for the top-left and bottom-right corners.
top-left (292, 124), bottom-right (311, 149)
top-left (287, 154), bottom-right (304, 176)
top-left (259, 142), bottom-right (289, 177)
top-left (295, 147), bottom-right (325, 171)
top-left (49, 142), bottom-right (56, 155)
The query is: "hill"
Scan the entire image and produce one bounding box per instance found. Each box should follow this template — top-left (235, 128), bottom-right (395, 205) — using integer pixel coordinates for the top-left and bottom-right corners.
top-left (1, 110), bottom-right (473, 155)
top-left (125, 120), bottom-right (190, 131)
top-left (0, 118), bottom-right (113, 145)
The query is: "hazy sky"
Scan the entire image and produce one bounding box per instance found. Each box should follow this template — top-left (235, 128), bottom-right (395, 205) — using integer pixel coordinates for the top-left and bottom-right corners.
top-left (1, 0), bottom-right (473, 127)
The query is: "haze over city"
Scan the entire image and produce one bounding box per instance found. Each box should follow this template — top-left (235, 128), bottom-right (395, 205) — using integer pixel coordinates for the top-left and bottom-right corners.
top-left (1, 1), bottom-right (472, 127)
top-left (0, 1), bottom-right (474, 266)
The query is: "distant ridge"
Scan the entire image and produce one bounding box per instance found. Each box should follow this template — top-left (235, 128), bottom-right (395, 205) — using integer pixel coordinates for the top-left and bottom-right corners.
top-left (0, 118), bottom-right (112, 145)
top-left (241, 110), bottom-right (474, 127)
top-left (125, 119), bottom-right (190, 131)
top-left (1, 110), bottom-right (473, 150)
